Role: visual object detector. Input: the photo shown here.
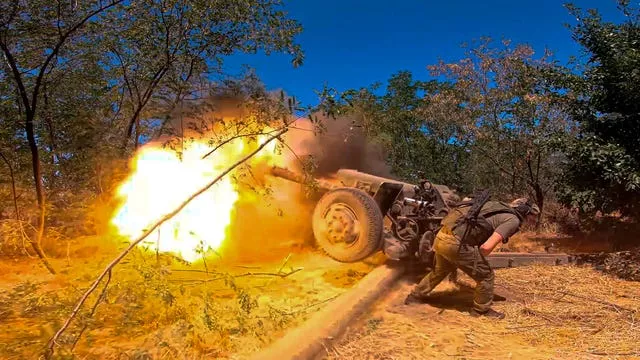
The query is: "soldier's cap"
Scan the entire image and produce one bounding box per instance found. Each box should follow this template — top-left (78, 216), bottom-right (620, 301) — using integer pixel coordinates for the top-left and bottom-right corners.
top-left (509, 197), bottom-right (540, 216)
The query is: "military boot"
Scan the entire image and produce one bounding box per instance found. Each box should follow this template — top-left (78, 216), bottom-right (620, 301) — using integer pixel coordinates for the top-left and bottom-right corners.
top-left (404, 292), bottom-right (429, 305)
top-left (470, 308), bottom-right (505, 319)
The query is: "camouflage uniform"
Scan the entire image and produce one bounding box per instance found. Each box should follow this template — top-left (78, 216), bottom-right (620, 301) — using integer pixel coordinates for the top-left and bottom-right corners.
top-left (409, 200), bottom-right (529, 313)
top-left (413, 230), bottom-right (495, 311)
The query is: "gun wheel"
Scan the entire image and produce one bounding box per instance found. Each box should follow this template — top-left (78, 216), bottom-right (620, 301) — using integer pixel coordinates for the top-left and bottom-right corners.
top-left (312, 187), bottom-right (383, 262)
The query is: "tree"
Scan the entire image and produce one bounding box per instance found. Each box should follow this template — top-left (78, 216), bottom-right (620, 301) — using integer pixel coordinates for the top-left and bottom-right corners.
top-left (0, 0), bottom-right (303, 273)
top-left (423, 38), bottom-right (575, 217)
top-left (553, 1), bottom-right (640, 218)
top-left (339, 72), bottom-right (470, 187)
top-left (0, 0), bottom-right (127, 273)
top-left (100, 0), bottom-right (304, 150)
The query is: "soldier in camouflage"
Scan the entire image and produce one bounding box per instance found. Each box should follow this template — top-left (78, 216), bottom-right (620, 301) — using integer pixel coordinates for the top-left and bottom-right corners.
top-left (405, 197), bottom-right (540, 319)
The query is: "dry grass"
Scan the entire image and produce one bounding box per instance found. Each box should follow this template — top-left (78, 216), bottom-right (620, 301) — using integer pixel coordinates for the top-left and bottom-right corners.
top-left (0, 242), bottom-right (377, 360)
top-left (502, 230), bottom-right (614, 254)
top-left (326, 264), bottom-right (640, 360)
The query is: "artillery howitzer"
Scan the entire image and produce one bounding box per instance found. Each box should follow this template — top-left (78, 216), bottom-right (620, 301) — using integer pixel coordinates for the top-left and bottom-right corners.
top-left (269, 166), bottom-right (459, 265)
top-left (269, 166), bottom-right (573, 270)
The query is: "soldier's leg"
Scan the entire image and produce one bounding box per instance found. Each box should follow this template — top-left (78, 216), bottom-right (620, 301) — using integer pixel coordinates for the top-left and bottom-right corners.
top-left (455, 245), bottom-right (499, 315)
top-left (409, 252), bottom-right (456, 298)
top-left (448, 269), bottom-right (459, 284)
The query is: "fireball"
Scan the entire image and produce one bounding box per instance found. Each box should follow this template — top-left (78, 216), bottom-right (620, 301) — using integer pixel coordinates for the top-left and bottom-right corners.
top-left (111, 130), bottom-right (283, 262)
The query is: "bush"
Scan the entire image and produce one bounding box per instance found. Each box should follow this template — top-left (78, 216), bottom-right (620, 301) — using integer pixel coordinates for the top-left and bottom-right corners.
top-left (541, 201), bottom-right (581, 235)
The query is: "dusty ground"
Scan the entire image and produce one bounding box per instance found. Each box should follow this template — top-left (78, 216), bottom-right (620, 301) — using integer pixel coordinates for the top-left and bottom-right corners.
top-left (2, 232), bottom-right (637, 359)
top-left (325, 264), bottom-right (640, 360)
top-left (0, 242), bottom-right (384, 360)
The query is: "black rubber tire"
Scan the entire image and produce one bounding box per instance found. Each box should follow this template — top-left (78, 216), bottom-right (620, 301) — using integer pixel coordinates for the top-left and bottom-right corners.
top-left (312, 187), bottom-right (384, 263)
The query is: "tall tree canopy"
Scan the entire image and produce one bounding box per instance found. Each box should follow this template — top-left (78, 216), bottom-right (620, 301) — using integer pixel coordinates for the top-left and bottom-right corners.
top-left (0, 0), bottom-right (303, 272)
top-left (336, 39), bottom-right (572, 217)
top-left (554, 1), bottom-right (640, 218)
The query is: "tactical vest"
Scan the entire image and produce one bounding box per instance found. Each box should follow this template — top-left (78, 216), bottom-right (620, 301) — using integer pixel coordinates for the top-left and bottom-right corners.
top-left (441, 201), bottom-right (522, 246)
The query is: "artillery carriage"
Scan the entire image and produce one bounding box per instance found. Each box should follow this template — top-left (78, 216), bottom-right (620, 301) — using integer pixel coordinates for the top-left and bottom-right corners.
top-left (269, 166), bottom-right (460, 265)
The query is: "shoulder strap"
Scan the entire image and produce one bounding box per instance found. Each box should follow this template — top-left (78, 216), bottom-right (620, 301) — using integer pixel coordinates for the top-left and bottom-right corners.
top-left (480, 201), bottom-right (523, 221)
top-left (451, 189), bottom-right (491, 242)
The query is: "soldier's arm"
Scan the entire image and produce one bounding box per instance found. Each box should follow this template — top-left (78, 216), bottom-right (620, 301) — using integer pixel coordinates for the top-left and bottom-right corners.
top-left (479, 232), bottom-right (503, 257)
top-left (480, 214), bottom-right (520, 257)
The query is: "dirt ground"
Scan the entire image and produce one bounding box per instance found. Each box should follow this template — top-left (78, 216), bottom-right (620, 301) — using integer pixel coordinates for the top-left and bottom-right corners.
top-left (2, 232), bottom-right (638, 359)
top-left (0, 243), bottom-right (384, 360)
top-left (325, 264), bottom-right (640, 360)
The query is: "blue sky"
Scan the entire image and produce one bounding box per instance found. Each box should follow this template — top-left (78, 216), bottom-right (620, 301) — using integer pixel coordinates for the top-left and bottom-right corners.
top-left (224, 0), bottom-right (625, 106)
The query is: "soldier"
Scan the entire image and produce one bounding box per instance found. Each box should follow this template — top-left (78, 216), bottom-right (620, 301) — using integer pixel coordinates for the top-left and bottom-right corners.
top-left (404, 197), bottom-right (540, 319)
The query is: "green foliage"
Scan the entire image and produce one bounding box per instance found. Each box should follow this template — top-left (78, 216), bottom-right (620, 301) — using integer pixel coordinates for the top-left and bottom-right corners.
top-left (425, 39), bottom-right (575, 211)
top-left (336, 40), bottom-right (572, 216)
top-left (554, 1), bottom-right (640, 217)
top-left (0, 0), bottom-right (304, 245)
top-left (1, 243), bottom-right (337, 358)
top-left (339, 71), bottom-right (467, 186)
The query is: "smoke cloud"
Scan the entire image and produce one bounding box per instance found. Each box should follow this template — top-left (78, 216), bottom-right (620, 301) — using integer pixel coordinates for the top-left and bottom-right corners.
top-left (152, 93), bottom-right (394, 262)
top-left (286, 113), bottom-right (393, 178)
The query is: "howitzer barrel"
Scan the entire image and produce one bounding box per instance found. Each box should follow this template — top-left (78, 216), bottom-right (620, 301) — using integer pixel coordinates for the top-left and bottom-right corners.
top-left (269, 166), bottom-right (306, 184)
top-left (268, 166), bottom-right (336, 192)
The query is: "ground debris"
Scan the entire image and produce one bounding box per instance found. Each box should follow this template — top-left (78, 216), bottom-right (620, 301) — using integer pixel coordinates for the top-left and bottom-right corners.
top-left (326, 264), bottom-right (640, 360)
top-left (575, 248), bottom-right (640, 281)
top-left (0, 252), bottom-right (373, 360)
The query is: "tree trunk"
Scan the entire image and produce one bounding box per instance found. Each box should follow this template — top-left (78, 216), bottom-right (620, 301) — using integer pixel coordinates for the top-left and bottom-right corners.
top-left (43, 87), bottom-right (59, 189)
top-left (0, 151), bottom-right (20, 220)
top-left (134, 117), bottom-right (140, 149)
top-left (25, 111), bottom-right (56, 275)
top-left (533, 183), bottom-right (544, 231)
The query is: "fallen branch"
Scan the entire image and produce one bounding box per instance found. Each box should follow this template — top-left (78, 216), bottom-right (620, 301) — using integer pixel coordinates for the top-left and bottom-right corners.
top-left (505, 324), bottom-right (548, 330)
top-left (70, 269), bottom-right (112, 352)
top-left (264, 253), bottom-right (293, 287)
top-left (234, 265), bottom-right (262, 269)
top-left (170, 267), bottom-right (302, 278)
top-left (276, 253), bottom-right (292, 274)
top-left (269, 294), bottom-right (340, 317)
top-left (588, 351), bottom-right (640, 357)
top-left (170, 269), bottom-right (219, 274)
top-left (521, 307), bottom-right (558, 323)
top-left (234, 268), bottom-right (303, 278)
top-left (44, 128), bottom-right (288, 359)
top-left (559, 291), bottom-right (637, 314)
top-left (169, 267), bottom-right (303, 284)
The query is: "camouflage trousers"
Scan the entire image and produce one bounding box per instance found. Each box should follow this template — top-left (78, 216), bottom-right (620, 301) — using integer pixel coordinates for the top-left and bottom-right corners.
top-left (412, 232), bottom-right (495, 312)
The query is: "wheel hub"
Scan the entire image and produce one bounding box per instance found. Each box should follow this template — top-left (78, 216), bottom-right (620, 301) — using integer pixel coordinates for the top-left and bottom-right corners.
top-left (323, 203), bottom-right (360, 245)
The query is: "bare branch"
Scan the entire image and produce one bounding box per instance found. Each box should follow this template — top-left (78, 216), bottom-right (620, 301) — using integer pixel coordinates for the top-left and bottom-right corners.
top-left (124, 64), bottom-right (170, 143)
top-left (170, 267), bottom-right (303, 282)
top-left (0, 41), bottom-right (32, 115)
top-left (56, 0), bottom-right (63, 39)
top-left (558, 291), bottom-right (637, 314)
top-left (111, 48), bottom-right (136, 101)
top-left (278, 136), bottom-right (304, 165)
top-left (44, 128), bottom-right (288, 358)
top-left (70, 269), bottom-right (112, 352)
top-left (201, 128), bottom-right (283, 160)
top-left (31, 0), bottom-right (127, 114)
top-left (0, 0), bottom-right (20, 30)
top-left (475, 145), bottom-right (531, 186)
top-left (526, 152), bottom-right (536, 186)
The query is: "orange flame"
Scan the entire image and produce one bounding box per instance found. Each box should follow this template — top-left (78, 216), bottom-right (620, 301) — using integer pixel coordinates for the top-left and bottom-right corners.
top-left (111, 130), bottom-right (283, 262)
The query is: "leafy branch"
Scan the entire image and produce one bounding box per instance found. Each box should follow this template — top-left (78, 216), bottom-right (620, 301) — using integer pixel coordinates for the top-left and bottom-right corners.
top-left (44, 128), bottom-right (287, 358)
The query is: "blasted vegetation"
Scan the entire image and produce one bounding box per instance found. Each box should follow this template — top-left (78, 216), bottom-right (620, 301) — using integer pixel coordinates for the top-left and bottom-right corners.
top-left (1, 1), bottom-right (639, 359)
